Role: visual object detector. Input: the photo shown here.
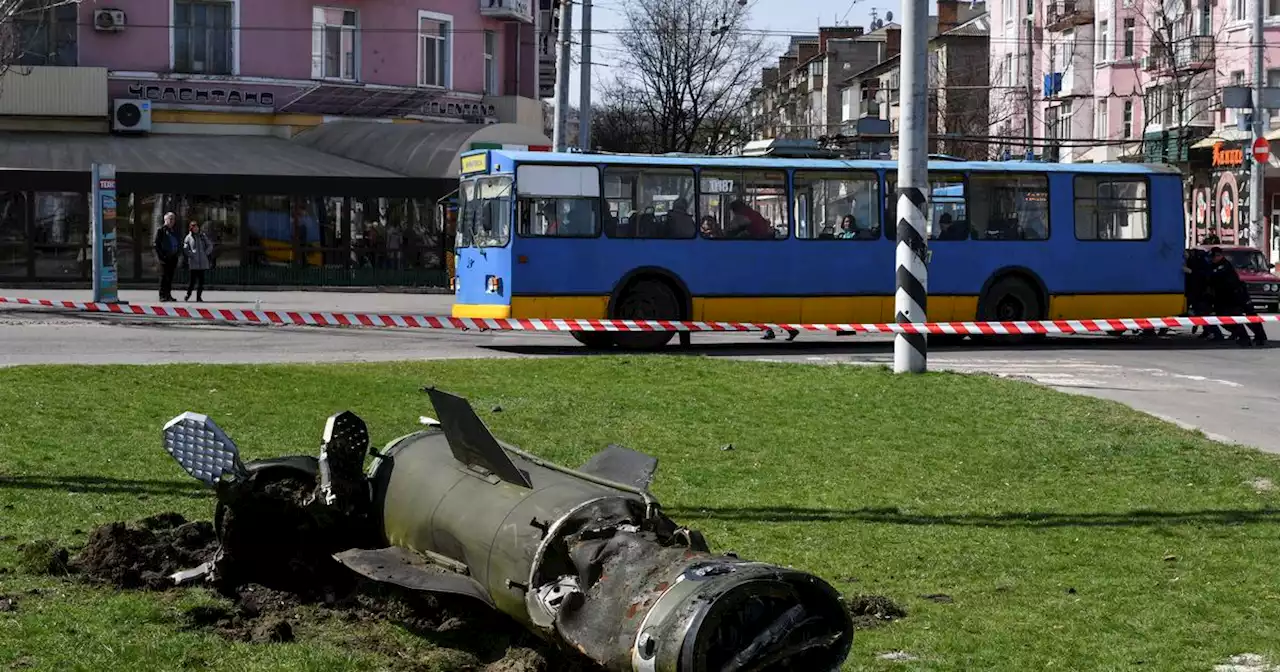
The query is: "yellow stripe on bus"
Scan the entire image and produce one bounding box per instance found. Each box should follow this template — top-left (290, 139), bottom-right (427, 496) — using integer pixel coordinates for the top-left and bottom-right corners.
top-left (465, 294), bottom-right (1187, 324)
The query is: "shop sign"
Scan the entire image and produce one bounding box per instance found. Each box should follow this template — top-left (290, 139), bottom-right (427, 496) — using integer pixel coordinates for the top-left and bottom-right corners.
top-left (1212, 141), bottom-right (1245, 167)
top-left (126, 81), bottom-right (276, 107)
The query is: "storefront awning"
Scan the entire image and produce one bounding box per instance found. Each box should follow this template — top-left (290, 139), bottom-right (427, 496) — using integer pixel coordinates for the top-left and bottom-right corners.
top-left (0, 131), bottom-right (428, 196)
top-left (288, 122), bottom-right (553, 180)
top-left (1190, 129), bottom-right (1252, 149)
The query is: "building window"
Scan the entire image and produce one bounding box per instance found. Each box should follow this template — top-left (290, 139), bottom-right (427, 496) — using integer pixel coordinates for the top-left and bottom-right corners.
top-left (311, 7), bottom-right (358, 81)
top-left (1270, 0), bottom-right (1280, 17)
top-left (12, 0), bottom-right (78, 66)
top-left (418, 10), bottom-right (453, 88)
top-left (1096, 99), bottom-right (1109, 138)
top-left (483, 30), bottom-right (497, 95)
top-left (1122, 99), bottom-right (1134, 138)
top-left (1098, 20), bottom-right (1110, 62)
top-left (1269, 70), bottom-right (1280, 118)
top-left (1236, 0), bottom-right (1246, 21)
top-left (1123, 19), bottom-right (1135, 58)
top-left (1004, 53), bottom-right (1014, 86)
top-left (174, 1), bottom-right (234, 75)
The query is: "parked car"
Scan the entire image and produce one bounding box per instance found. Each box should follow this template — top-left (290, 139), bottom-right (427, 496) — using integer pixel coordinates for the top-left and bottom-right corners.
top-left (1196, 245), bottom-right (1280, 313)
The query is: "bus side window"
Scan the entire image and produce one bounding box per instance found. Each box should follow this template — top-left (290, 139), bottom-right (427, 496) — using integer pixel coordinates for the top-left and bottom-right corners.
top-left (699, 169), bottom-right (788, 240)
top-left (886, 173), bottom-right (966, 240)
top-left (513, 164), bottom-right (601, 238)
top-left (793, 170), bottom-right (881, 240)
top-left (1074, 176), bottom-right (1150, 241)
top-left (968, 173), bottom-right (1050, 240)
top-left (603, 166), bottom-right (696, 239)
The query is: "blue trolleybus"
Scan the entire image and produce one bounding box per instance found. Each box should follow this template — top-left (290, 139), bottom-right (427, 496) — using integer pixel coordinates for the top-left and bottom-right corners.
top-left (450, 150), bottom-right (1186, 349)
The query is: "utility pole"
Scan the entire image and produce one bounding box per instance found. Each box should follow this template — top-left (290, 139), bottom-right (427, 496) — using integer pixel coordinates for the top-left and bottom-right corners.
top-left (1025, 12), bottom-right (1035, 160)
top-left (551, 0), bottom-right (574, 152)
top-left (894, 0), bottom-right (929, 374)
top-left (1250, 0), bottom-right (1265, 249)
top-left (578, 0), bottom-right (592, 151)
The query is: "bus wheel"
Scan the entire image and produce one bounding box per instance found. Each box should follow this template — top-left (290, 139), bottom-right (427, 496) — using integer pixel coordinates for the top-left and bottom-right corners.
top-left (611, 280), bottom-right (679, 350)
top-left (975, 277), bottom-right (1042, 345)
top-left (571, 331), bottom-right (615, 349)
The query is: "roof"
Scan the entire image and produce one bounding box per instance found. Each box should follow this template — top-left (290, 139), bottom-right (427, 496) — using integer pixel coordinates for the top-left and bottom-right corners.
top-left (477, 150), bottom-right (1183, 175)
top-left (0, 131), bottom-right (402, 177)
top-left (290, 122), bottom-right (553, 180)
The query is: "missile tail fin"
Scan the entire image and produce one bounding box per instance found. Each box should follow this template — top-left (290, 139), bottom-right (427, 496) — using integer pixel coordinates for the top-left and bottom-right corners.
top-left (333, 547), bottom-right (496, 608)
top-left (424, 387), bottom-right (533, 488)
top-left (579, 444), bottom-right (659, 491)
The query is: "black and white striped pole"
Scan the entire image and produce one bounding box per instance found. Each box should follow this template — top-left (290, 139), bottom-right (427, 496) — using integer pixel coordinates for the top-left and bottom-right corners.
top-left (894, 0), bottom-right (930, 374)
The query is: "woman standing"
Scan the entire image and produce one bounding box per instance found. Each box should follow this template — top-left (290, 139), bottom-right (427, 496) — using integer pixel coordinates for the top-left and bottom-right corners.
top-left (183, 220), bottom-right (214, 302)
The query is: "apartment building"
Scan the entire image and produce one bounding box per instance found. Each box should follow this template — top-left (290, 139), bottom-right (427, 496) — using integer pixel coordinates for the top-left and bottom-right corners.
top-left (748, 27), bottom-right (886, 141)
top-left (840, 1), bottom-right (991, 160)
top-left (989, 0), bottom-right (1280, 253)
top-left (0, 0), bottom-right (550, 287)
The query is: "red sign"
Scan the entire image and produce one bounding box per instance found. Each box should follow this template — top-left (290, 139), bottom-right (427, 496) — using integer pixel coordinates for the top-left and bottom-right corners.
top-left (1253, 137), bottom-right (1270, 163)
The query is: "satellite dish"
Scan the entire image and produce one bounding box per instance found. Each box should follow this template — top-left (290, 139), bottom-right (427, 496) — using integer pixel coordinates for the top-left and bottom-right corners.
top-left (885, 10), bottom-right (893, 21)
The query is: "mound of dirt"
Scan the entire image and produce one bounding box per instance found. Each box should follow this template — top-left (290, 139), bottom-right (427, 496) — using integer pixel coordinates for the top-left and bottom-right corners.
top-left (845, 594), bottom-right (907, 630)
top-left (71, 513), bottom-right (218, 590)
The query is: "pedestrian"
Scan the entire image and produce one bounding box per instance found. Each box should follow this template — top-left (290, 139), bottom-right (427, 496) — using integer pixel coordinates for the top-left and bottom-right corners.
top-left (1207, 246), bottom-right (1268, 346)
top-left (183, 220), bottom-right (214, 303)
top-left (1183, 248), bottom-right (1222, 339)
top-left (152, 212), bottom-right (181, 302)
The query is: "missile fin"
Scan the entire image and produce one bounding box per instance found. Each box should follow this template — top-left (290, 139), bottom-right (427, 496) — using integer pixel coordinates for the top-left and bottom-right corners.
top-left (424, 387), bottom-right (533, 488)
top-left (333, 547), bottom-right (496, 608)
top-left (579, 444), bottom-right (659, 491)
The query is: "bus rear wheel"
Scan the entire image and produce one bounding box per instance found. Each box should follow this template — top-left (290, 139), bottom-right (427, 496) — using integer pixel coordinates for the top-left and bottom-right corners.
top-left (611, 279), bottom-right (679, 350)
top-left (975, 277), bottom-right (1043, 345)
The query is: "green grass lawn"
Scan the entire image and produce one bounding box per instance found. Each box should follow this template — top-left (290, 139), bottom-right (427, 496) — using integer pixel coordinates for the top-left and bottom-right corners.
top-left (2, 357), bottom-right (1280, 671)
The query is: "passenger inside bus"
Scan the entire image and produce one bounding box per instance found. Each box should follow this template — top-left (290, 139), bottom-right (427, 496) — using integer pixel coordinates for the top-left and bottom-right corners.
top-left (667, 198), bottom-right (696, 238)
top-left (726, 200), bottom-right (774, 239)
top-left (700, 215), bottom-right (720, 238)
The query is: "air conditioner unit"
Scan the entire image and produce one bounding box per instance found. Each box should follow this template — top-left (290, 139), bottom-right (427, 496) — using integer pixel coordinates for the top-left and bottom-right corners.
top-left (93, 9), bottom-right (127, 32)
top-left (112, 99), bottom-right (152, 134)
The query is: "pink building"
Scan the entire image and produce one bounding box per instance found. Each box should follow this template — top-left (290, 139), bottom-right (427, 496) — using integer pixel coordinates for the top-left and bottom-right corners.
top-left (988, 0), bottom-right (1280, 256)
top-left (0, 0), bottom-right (552, 288)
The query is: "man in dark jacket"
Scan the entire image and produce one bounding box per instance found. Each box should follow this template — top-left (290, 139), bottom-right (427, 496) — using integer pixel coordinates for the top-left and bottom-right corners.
top-left (1184, 248), bottom-right (1221, 339)
top-left (153, 212), bottom-right (181, 302)
top-left (1208, 247), bottom-right (1268, 346)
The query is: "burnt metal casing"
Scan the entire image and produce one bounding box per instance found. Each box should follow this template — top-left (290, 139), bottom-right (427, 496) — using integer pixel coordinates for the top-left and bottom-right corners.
top-left (367, 428), bottom-right (644, 628)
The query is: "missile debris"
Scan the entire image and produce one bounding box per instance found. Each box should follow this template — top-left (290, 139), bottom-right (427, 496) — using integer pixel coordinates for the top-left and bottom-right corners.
top-left (161, 388), bottom-right (854, 671)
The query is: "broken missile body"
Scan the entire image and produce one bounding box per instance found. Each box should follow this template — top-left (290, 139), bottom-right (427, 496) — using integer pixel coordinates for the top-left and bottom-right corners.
top-left (162, 388), bottom-right (853, 672)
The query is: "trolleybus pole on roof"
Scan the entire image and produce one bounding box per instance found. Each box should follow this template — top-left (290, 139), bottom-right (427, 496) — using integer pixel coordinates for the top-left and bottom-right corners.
top-left (894, 0), bottom-right (930, 374)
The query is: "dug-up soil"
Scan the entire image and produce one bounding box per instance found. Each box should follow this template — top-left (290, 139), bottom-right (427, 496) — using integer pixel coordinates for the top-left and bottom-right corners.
top-left (12, 475), bottom-right (905, 671)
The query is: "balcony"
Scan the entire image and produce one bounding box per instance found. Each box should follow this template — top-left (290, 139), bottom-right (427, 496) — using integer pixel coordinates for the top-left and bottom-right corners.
top-left (480, 0), bottom-right (533, 24)
top-left (1172, 35), bottom-right (1214, 72)
top-left (1045, 0), bottom-right (1093, 32)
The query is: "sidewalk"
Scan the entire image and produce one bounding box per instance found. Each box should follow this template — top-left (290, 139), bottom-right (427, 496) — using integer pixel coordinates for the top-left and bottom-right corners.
top-left (0, 288), bottom-right (456, 316)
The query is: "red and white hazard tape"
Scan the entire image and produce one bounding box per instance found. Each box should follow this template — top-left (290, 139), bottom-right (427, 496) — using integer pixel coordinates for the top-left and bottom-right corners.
top-left (1, 296), bottom-right (1277, 335)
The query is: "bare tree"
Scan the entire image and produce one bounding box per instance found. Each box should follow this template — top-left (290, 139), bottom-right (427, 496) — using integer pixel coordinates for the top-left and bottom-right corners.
top-left (606, 0), bottom-right (770, 155)
top-left (1126, 0), bottom-right (1226, 163)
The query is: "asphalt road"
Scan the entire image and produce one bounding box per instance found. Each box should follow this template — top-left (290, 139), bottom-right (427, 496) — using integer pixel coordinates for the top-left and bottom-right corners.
top-left (2, 288), bottom-right (1277, 454)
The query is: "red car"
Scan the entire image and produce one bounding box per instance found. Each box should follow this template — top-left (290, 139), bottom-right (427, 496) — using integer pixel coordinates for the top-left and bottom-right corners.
top-left (1196, 245), bottom-right (1280, 313)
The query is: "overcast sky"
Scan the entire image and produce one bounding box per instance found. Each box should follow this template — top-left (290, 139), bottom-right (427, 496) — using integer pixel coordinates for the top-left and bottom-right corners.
top-left (564, 0), bottom-right (911, 102)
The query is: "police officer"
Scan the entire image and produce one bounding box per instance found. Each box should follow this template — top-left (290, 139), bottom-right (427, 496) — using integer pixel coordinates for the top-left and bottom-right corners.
top-left (1207, 247), bottom-right (1268, 346)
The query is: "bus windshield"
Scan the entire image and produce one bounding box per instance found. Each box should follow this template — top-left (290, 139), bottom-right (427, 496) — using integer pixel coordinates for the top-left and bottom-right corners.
top-left (457, 176), bottom-right (513, 248)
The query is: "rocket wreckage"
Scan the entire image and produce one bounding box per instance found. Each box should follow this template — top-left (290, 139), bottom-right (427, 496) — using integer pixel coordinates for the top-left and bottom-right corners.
top-left (161, 387), bottom-right (854, 671)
